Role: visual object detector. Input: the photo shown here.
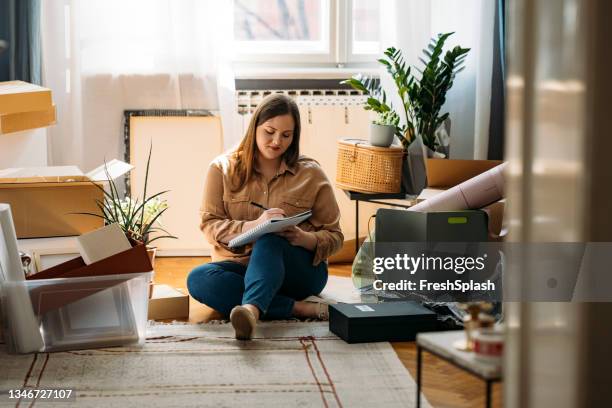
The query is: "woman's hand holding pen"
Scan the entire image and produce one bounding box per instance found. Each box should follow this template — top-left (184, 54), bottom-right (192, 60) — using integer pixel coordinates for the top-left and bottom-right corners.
top-left (242, 207), bottom-right (286, 233)
top-left (243, 201), bottom-right (316, 250)
top-left (277, 226), bottom-right (317, 251)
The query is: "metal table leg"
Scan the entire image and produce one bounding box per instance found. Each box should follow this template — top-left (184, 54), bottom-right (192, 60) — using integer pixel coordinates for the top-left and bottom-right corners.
top-left (416, 345), bottom-right (422, 408)
top-left (355, 199), bottom-right (360, 254)
top-left (486, 379), bottom-right (492, 408)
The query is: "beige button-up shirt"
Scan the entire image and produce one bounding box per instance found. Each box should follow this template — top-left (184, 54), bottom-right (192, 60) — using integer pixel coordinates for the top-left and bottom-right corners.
top-left (200, 154), bottom-right (344, 266)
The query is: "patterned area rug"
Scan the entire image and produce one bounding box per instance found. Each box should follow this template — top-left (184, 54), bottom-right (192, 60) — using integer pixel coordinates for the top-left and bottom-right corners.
top-left (0, 322), bottom-right (430, 407)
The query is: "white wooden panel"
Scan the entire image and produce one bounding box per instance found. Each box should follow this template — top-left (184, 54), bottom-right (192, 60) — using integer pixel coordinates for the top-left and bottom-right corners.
top-left (129, 116), bottom-right (223, 256)
top-left (300, 104), bottom-right (384, 240)
top-left (0, 128), bottom-right (48, 168)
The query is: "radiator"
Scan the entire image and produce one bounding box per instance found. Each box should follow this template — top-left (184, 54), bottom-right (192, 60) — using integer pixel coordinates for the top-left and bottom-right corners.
top-left (235, 89), bottom-right (386, 242)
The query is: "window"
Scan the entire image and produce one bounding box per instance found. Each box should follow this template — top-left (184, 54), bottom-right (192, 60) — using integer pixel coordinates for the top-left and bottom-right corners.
top-left (233, 0), bottom-right (381, 65)
top-left (234, 0), bottom-right (330, 56)
top-left (350, 0), bottom-right (380, 55)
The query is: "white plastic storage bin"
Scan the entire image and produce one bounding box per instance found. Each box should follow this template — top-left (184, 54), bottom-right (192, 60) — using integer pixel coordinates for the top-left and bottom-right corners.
top-left (0, 271), bottom-right (151, 354)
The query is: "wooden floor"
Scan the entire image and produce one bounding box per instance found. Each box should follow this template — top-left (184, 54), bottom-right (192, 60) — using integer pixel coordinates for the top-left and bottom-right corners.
top-left (155, 257), bottom-right (502, 408)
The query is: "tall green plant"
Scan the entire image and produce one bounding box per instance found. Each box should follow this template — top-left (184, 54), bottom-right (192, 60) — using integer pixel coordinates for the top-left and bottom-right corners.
top-left (76, 145), bottom-right (177, 246)
top-left (409, 33), bottom-right (470, 150)
top-left (376, 46), bottom-right (416, 148)
top-left (342, 32), bottom-right (470, 152)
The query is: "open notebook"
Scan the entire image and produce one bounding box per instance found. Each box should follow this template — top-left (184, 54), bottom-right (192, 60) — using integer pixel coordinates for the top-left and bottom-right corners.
top-left (228, 210), bottom-right (312, 248)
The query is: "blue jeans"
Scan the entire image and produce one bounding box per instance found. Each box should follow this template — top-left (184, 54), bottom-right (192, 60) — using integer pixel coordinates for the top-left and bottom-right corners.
top-left (187, 234), bottom-right (328, 319)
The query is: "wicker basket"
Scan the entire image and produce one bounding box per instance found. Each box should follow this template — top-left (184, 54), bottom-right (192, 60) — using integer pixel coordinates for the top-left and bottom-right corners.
top-left (336, 139), bottom-right (404, 193)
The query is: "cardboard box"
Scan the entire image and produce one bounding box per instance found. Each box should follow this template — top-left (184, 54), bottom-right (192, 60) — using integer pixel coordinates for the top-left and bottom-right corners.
top-left (0, 105), bottom-right (56, 134)
top-left (0, 160), bottom-right (133, 238)
top-left (0, 81), bottom-right (53, 115)
top-left (426, 158), bottom-right (503, 188)
top-left (148, 284), bottom-right (190, 320)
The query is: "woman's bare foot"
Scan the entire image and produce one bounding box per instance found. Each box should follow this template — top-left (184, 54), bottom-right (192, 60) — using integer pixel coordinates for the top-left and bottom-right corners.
top-left (292, 301), bottom-right (329, 320)
top-left (230, 304), bottom-right (259, 340)
top-left (243, 304), bottom-right (260, 320)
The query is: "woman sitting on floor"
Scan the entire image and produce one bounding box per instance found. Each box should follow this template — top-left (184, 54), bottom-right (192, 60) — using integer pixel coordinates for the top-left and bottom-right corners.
top-left (187, 94), bottom-right (344, 340)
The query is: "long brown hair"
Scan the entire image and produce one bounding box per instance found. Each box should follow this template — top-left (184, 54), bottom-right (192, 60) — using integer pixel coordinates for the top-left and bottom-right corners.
top-left (230, 93), bottom-right (301, 191)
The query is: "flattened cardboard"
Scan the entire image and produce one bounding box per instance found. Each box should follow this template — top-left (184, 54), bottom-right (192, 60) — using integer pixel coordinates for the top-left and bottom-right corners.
top-left (0, 105), bottom-right (56, 134)
top-left (0, 81), bottom-right (53, 115)
top-left (426, 159), bottom-right (503, 188)
top-left (148, 284), bottom-right (189, 320)
top-left (26, 244), bottom-right (152, 315)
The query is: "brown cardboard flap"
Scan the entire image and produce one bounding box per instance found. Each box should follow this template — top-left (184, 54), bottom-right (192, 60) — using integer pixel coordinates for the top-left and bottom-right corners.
top-left (0, 166), bottom-right (91, 184)
top-left (26, 244), bottom-right (153, 315)
top-left (481, 200), bottom-right (507, 241)
top-left (426, 159), bottom-right (504, 188)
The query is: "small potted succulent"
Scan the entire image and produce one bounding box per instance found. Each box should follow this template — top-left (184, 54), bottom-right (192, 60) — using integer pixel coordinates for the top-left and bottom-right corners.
top-left (370, 110), bottom-right (399, 147)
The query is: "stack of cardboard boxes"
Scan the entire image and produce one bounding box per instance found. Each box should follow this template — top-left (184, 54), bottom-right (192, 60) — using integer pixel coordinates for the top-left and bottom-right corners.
top-left (0, 81), bottom-right (190, 322)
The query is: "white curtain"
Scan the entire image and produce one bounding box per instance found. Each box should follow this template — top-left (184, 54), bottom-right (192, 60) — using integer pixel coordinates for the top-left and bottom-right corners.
top-left (379, 0), bottom-right (495, 159)
top-left (41, 0), bottom-right (236, 172)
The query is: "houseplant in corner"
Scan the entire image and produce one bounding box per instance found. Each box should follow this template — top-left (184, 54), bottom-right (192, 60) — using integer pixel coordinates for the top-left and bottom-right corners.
top-left (342, 32), bottom-right (470, 194)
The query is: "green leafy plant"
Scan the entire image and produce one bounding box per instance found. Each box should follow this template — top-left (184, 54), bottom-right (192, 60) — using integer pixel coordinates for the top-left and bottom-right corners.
top-left (342, 32), bottom-right (470, 152)
top-left (342, 74), bottom-right (392, 114)
top-left (407, 33), bottom-right (470, 150)
top-left (77, 146), bottom-right (177, 246)
top-left (373, 110), bottom-right (400, 127)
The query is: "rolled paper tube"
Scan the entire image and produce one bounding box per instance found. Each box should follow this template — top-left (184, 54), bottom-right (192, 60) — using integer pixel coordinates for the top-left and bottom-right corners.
top-left (409, 162), bottom-right (507, 212)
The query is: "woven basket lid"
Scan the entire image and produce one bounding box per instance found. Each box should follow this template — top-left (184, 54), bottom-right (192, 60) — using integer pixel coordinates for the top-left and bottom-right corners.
top-left (338, 138), bottom-right (404, 152)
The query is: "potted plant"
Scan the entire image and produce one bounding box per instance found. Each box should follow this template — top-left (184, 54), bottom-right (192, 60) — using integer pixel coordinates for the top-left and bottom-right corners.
top-left (77, 146), bottom-right (177, 295)
top-left (342, 32), bottom-right (470, 194)
top-left (341, 75), bottom-right (400, 147)
top-left (370, 110), bottom-right (400, 147)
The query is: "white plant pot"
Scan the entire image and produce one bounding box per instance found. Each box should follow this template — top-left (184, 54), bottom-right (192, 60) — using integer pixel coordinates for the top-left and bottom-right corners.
top-left (369, 123), bottom-right (395, 147)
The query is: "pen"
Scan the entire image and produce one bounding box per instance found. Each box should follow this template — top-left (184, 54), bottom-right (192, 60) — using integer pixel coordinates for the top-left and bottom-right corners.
top-left (250, 201), bottom-right (269, 211)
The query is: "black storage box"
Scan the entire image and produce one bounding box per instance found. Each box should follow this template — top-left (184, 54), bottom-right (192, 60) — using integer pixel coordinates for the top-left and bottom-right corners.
top-left (329, 301), bottom-right (439, 343)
